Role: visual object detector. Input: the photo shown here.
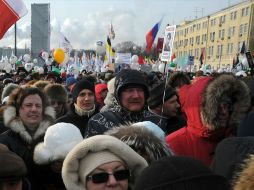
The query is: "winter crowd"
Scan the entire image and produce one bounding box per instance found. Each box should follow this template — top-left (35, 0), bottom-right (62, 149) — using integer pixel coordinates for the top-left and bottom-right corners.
top-left (0, 66), bottom-right (254, 190)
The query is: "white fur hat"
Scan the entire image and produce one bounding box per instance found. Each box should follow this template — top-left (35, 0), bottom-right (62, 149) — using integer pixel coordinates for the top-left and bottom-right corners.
top-left (33, 122), bottom-right (83, 164)
top-left (62, 135), bottom-right (148, 190)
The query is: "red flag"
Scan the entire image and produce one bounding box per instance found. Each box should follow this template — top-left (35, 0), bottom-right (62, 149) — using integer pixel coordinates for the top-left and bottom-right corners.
top-left (171, 53), bottom-right (176, 61)
top-left (138, 55), bottom-right (144, 65)
top-left (0, 0), bottom-right (28, 39)
top-left (200, 48), bottom-right (205, 66)
top-left (146, 19), bottom-right (162, 52)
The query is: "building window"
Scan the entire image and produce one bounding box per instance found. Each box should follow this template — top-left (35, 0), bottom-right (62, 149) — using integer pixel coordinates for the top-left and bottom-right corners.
top-left (230, 11), bottom-right (237, 20)
top-left (219, 29), bottom-right (225, 39)
top-left (208, 46), bottom-right (214, 56)
top-left (197, 23), bottom-right (201, 30)
top-left (195, 48), bottom-right (199, 58)
top-left (239, 24), bottom-right (244, 35)
top-left (217, 45), bottom-right (223, 56)
top-left (219, 15), bottom-right (226, 24)
top-left (242, 7), bottom-right (250, 17)
top-left (227, 43), bottom-right (233, 54)
top-left (202, 21), bottom-right (207, 29)
top-left (244, 23), bottom-right (248, 33)
top-left (210, 32), bottom-right (215, 41)
top-left (196, 36), bottom-right (200, 45)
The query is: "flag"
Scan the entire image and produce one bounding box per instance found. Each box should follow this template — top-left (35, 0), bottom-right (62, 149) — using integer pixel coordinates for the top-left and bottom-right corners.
top-left (233, 54), bottom-right (239, 68)
top-left (240, 41), bottom-right (246, 54)
top-left (59, 32), bottom-right (73, 54)
top-left (199, 48), bottom-right (205, 66)
top-left (171, 53), bottom-right (176, 61)
top-left (109, 22), bottom-right (115, 40)
top-left (105, 36), bottom-right (115, 64)
top-left (146, 18), bottom-right (162, 52)
top-left (0, 0), bottom-right (28, 39)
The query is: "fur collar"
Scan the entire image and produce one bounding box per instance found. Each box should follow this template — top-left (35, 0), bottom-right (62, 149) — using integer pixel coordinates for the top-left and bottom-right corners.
top-left (4, 106), bottom-right (55, 144)
top-left (201, 75), bottom-right (250, 130)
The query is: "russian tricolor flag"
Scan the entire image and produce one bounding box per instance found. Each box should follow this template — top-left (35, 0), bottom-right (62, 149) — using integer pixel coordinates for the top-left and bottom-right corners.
top-left (0, 0), bottom-right (28, 39)
top-left (146, 18), bottom-right (162, 52)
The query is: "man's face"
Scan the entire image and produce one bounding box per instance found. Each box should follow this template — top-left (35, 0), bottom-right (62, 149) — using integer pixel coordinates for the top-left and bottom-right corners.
top-left (161, 95), bottom-right (180, 117)
top-left (76, 89), bottom-right (95, 111)
top-left (50, 100), bottom-right (64, 118)
top-left (120, 87), bottom-right (145, 112)
top-left (217, 102), bottom-right (231, 128)
top-left (19, 94), bottom-right (43, 129)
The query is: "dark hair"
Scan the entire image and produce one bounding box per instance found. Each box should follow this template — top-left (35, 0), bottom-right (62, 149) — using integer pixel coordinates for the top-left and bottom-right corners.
top-left (8, 87), bottom-right (49, 115)
top-left (168, 72), bottom-right (191, 89)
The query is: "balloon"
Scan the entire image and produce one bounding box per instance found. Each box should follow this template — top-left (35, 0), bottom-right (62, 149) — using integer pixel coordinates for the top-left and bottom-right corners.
top-left (38, 67), bottom-right (44, 74)
top-left (41, 52), bottom-right (49, 60)
top-left (33, 59), bottom-right (38, 64)
top-left (130, 62), bottom-right (140, 70)
top-left (169, 62), bottom-right (175, 67)
top-left (25, 63), bottom-right (33, 72)
top-left (4, 64), bottom-right (12, 73)
top-left (158, 63), bottom-right (166, 73)
top-left (152, 64), bottom-right (158, 72)
top-left (16, 60), bottom-right (22, 67)
top-left (95, 41), bottom-right (106, 55)
top-left (33, 66), bottom-right (39, 73)
top-left (131, 55), bottom-right (138, 63)
top-left (53, 48), bottom-right (65, 64)
top-left (23, 54), bottom-right (31, 63)
top-left (45, 59), bottom-right (53, 66)
top-left (9, 55), bottom-right (17, 64)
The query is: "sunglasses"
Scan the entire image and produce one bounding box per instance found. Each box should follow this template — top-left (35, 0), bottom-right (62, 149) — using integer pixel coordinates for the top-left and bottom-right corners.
top-left (86, 169), bottom-right (131, 184)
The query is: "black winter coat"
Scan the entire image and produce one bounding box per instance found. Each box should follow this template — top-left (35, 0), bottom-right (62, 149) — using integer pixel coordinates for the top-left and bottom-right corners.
top-left (56, 104), bottom-right (100, 137)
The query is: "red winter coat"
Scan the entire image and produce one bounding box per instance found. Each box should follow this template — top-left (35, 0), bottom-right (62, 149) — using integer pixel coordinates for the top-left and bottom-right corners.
top-left (166, 76), bottom-right (249, 166)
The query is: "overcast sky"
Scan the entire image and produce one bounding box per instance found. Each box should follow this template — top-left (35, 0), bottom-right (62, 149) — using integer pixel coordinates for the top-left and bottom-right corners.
top-left (0, 0), bottom-right (243, 50)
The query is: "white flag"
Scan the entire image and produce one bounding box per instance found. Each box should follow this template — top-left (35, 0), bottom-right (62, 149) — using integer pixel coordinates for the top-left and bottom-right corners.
top-left (59, 32), bottom-right (73, 54)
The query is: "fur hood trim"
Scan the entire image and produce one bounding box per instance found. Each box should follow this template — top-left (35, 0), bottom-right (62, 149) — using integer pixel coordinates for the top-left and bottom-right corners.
top-left (4, 106), bottom-right (55, 144)
top-left (201, 75), bottom-right (250, 130)
top-left (233, 154), bottom-right (254, 190)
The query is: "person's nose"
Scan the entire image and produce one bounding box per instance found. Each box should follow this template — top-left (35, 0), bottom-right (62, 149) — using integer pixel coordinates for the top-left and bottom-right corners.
top-left (106, 174), bottom-right (118, 186)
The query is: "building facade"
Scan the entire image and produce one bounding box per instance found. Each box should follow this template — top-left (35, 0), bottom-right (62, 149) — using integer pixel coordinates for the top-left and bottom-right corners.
top-left (174, 0), bottom-right (254, 69)
top-left (31, 3), bottom-right (50, 65)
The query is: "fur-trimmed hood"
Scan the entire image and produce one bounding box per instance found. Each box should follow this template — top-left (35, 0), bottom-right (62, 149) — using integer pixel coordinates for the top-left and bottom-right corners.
top-left (201, 74), bottom-right (250, 130)
top-left (180, 75), bottom-right (250, 139)
top-left (233, 154), bottom-right (254, 190)
top-left (3, 105), bottom-right (55, 144)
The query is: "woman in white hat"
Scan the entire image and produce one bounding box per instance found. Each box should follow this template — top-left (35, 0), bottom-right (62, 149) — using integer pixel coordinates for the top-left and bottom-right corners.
top-left (62, 135), bottom-right (148, 190)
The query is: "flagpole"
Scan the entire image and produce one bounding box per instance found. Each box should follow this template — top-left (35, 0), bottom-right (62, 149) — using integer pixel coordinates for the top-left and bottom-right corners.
top-left (14, 23), bottom-right (17, 56)
top-left (204, 15), bottom-right (210, 66)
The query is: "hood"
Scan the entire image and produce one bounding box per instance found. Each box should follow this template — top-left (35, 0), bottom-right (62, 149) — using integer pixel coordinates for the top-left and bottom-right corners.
top-left (3, 106), bottom-right (55, 144)
top-left (182, 75), bottom-right (250, 139)
top-left (95, 83), bottom-right (107, 105)
top-left (201, 74), bottom-right (250, 130)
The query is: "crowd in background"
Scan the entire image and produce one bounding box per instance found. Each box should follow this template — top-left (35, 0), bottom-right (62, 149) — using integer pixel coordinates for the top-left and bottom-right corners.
top-left (0, 65), bottom-right (254, 190)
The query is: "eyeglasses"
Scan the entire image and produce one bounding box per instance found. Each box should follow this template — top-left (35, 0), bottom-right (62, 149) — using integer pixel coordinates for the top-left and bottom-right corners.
top-left (86, 169), bottom-right (131, 184)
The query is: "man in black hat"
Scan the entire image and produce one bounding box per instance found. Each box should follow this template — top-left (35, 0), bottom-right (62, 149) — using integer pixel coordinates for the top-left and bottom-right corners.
top-left (146, 81), bottom-right (186, 135)
top-left (85, 69), bottom-right (151, 137)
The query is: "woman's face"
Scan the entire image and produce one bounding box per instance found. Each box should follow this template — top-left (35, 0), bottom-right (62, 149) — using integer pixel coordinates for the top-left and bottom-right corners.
top-left (19, 94), bottom-right (43, 129)
top-left (86, 161), bottom-right (129, 190)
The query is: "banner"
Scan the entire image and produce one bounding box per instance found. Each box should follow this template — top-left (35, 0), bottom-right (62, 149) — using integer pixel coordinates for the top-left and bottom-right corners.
top-left (161, 25), bottom-right (176, 62)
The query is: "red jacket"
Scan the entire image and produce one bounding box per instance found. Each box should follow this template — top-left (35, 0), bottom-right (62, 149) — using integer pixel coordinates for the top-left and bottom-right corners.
top-left (166, 77), bottom-right (233, 166)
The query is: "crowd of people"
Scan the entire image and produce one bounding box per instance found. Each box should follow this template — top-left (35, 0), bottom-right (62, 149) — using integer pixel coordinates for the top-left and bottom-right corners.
top-left (0, 64), bottom-right (254, 190)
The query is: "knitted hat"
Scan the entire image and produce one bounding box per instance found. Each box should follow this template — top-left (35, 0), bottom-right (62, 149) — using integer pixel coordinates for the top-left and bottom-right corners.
top-left (44, 83), bottom-right (68, 103)
top-left (0, 145), bottom-right (27, 181)
top-left (72, 79), bottom-right (95, 103)
top-left (62, 135), bottom-right (148, 190)
top-left (148, 81), bottom-right (177, 109)
top-left (79, 151), bottom-right (123, 185)
top-left (115, 69), bottom-right (149, 100)
top-left (134, 156), bottom-right (230, 190)
top-left (33, 122), bottom-right (83, 164)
